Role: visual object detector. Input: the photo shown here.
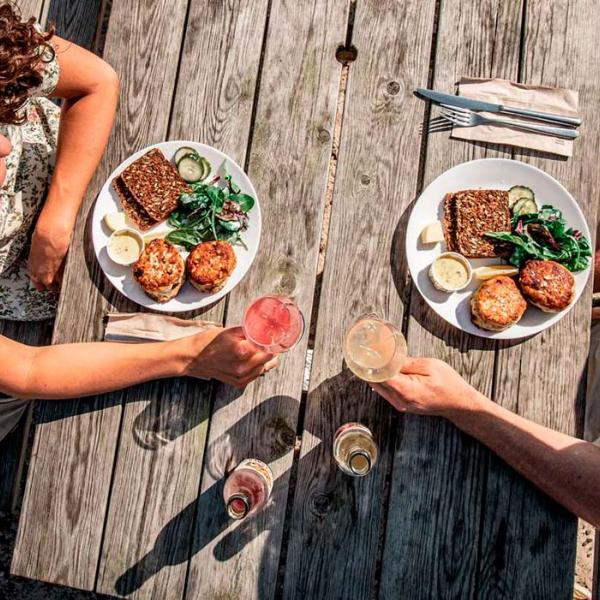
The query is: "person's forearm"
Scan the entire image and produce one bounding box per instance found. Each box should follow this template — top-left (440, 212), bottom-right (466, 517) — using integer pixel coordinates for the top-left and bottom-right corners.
top-left (10, 337), bottom-right (197, 400)
top-left (448, 395), bottom-right (600, 527)
top-left (40, 80), bottom-right (118, 234)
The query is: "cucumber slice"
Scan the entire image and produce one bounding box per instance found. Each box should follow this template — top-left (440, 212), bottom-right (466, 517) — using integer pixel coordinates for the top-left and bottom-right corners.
top-left (199, 157), bottom-right (211, 180)
top-left (178, 156), bottom-right (204, 182)
top-left (508, 185), bottom-right (534, 208)
top-left (174, 147), bottom-right (200, 165)
top-left (512, 197), bottom-right (538, 216)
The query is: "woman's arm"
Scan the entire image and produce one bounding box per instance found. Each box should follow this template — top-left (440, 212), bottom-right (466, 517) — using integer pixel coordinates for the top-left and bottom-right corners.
top-left (372, 358), bottom-right (600, 528)
top-left (0, 327), bottom-right (277, 399)
top-left (29, 35), bottom-right (119, 291)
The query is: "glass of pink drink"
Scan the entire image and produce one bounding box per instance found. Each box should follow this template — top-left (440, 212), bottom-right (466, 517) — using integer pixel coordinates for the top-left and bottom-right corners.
top-left (242, 295), bottom-right (305, 353)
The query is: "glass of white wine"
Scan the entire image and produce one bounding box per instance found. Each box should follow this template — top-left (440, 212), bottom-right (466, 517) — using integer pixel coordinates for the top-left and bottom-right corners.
top-left (342, 313), bottom-right (407, 382)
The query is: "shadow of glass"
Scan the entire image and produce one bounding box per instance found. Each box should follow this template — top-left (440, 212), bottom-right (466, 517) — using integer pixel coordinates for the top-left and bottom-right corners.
top-left (114, 393), bottom-right (300, 596)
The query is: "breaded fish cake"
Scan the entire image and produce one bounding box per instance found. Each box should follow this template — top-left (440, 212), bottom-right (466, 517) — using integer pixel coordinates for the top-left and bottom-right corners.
top-left (471, 275), bottom-right (527, 331)
top-left (133, 239), bottom-right (185, 302)
top-left (186, 240), bottom-right (237, 293)
top-left (519, 260), bottom-right (575, 313)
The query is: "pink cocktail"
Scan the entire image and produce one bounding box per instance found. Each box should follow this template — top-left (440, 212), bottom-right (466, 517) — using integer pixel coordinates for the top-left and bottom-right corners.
top-left (242, 295), bottom-right (305, 353)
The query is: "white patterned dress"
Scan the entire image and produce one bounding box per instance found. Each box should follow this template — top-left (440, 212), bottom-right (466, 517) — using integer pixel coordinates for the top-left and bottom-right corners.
top-left (0, 48), bottom-right (61, 442)
top-left (0, 48), bottom-right (60, 321)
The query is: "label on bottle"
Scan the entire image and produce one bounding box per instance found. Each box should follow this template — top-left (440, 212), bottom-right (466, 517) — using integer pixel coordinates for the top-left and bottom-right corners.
top-left (237, 458), bottom-right (274, 497)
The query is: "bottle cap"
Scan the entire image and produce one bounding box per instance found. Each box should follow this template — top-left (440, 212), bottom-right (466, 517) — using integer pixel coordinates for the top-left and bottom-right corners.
top-left (349, 449), bottom-right (372, 476)
top-left (227, 493), bottom-right (251, 519)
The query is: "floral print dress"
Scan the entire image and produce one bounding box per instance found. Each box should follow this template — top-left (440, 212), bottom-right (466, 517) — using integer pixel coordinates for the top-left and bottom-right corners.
top-left (0, 48), bottom-right (60, 321)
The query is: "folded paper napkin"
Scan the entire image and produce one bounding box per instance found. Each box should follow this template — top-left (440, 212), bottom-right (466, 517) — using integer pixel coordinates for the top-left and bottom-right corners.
top-left (104, 312), bottom-right (218, 343)
top-left (451, 77), bottom-right (580, 157)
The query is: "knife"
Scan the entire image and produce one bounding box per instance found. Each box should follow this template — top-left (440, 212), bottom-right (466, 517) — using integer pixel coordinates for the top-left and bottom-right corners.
top-left (416, 88), bottom-right (582, 127)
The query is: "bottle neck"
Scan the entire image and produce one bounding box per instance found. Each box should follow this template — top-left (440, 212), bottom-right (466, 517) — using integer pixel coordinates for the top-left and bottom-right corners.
top-left (227, 492), bottom-right (251, 519)
top-left (349, 448), bottom-right (372, 476)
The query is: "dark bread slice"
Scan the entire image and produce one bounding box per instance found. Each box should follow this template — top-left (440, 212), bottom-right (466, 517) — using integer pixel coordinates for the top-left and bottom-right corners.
top-left (442, 192), bottom-right (458, 252)
top-left (119, 148), bottom-right (191, 222)
top-left (453, 189), bottom-right (511, 258)
top-left (112, 176), bottom-right (157, 231)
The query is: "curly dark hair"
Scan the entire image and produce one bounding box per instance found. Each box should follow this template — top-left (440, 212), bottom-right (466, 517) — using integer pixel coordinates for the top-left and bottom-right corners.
top-left (0, 1), bottom-right (55, 125)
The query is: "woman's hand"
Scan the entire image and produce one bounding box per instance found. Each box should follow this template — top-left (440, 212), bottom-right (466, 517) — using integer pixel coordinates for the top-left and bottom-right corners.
top-left (183, 326), bottom-right (278, 389)
top-left (371, 357), bottom-right (483, 418)
top-left (27, 217), bottom-right (72, 291)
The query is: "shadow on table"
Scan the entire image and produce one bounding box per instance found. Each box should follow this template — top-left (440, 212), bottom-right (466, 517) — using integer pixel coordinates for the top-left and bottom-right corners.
top-left (113, 392), bottom-right (300, 596)
top-left (113, 369), bottom-right (370, 597)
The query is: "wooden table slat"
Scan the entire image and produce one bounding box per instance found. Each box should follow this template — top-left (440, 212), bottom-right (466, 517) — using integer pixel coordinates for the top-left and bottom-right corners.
top-left (281, 1), bottom-right (439, 597)
top-left (478, 0), bottom-right (600, 596)
top-left (11, 0), bottom-right (191, 590)
top-left (14, 0), bottom-right (46, 21)
top-left (184, 0), bottom-right (349, 597)
top-left (96, 2), bottom-right (271, 598)
top-left (379, 0), bottom-right (522, 597)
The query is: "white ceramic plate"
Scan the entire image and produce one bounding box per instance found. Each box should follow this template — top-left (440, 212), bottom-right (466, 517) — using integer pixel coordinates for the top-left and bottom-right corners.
top-left (92, 141), bottom-right (261, 312)
top-left (406, 158), bottom-right (591, 339)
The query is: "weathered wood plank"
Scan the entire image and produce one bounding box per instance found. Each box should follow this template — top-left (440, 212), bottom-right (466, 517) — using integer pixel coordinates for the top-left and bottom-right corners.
top-left (280, 1), bottom-right (439, 597)
top-left (46, 0), bottom-right (103, 51)
top-left (14, 0), bottom-right (45, 21)
top-left (11, 0), bottom-right (191, 590)
top-left (378, 1), bottom-right (523, 597)
top-left (185, 1), bottom-right (348, 598)
top-left (478, 1), bottom-right (600, 596)
top-left (95, 2), bottom-right (271, 598)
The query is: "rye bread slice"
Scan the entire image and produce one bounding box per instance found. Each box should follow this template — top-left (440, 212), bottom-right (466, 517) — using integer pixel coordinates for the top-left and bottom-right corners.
top-left (453, 189), bottom-right (511, 258)
top-left (119, 148), bottom-right (191, 222)
top-left (112, 175), bottom-right (157, 231)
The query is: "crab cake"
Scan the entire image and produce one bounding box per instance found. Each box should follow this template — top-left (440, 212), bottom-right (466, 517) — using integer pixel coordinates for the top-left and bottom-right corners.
top-left (186, 241), bottom-right (237, 293)
top-left (519, 260), bottom-right (575, 313)
top-left (133, 239), bottom-right (185, 302)
top-left (471, 276), bottom-right (527, 331)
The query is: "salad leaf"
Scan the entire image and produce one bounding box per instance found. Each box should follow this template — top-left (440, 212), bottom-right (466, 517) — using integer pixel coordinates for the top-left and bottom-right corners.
top-left (166, 170), bottom-right (255, 250)
top-left (485, 203), bottom-right (591, 272)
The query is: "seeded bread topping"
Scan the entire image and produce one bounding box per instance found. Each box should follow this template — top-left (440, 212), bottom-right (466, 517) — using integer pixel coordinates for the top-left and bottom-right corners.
top-left (443, 189), bottom-right (511, 258)
top-left (120, 148), bottom-right (191, 222)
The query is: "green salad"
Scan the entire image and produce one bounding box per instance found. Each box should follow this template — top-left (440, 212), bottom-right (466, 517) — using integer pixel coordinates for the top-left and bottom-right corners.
top-left (486, 200), bottom-right (591, 272)
top-left (166, 159), bottom-right (255, 250)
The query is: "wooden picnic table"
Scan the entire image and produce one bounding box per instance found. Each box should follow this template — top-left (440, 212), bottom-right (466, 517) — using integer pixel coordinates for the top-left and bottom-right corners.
top-left (9, 0), bottom-right (599, 598)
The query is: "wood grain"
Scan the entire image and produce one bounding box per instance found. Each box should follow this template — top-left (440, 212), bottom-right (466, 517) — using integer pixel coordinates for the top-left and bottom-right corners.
top-left (379, 1), bottom-right (523, 598)
top-left (95, 2), bottom-right (270, 598)
top-left (14, 0), bottom-right (45, 21)
top-left (478, 0), bottom-right (600, 597)
top-left (280, 1), bottom-right (439, 597)
top-left (184, 1), bottom-right (348, 598)
top-left (46, 0), bottom-right (103, 51)
top-left (11, 0), bottom-right (191, 590)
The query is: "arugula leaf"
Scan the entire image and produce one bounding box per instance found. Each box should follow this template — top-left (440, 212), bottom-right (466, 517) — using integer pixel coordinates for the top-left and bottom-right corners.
top-left (485, 204), bottom-right (590, 271)
top-left (229, 193), bottom-right (255, 212)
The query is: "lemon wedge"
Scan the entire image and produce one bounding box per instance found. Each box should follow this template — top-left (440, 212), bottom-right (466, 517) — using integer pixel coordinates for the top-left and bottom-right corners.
top-left (103, 211), bottom-right (127, 232)
top-left (474, 265), bottom-right (519, 280)
top-left (143, 232), bottom-right (165, 244)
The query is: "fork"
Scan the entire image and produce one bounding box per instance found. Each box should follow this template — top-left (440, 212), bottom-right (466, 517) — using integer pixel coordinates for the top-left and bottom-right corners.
top-left (440, 104), bottom-right (579, 140)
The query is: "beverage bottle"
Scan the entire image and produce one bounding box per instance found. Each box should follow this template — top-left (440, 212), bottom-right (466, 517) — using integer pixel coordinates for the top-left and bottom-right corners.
top-left (223, 459), bottom-right (274, 519)
top-left (333, 423), bottom-right (378, 477)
